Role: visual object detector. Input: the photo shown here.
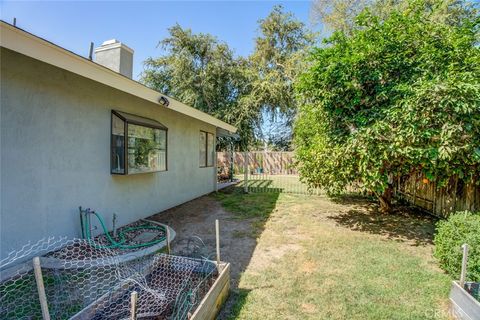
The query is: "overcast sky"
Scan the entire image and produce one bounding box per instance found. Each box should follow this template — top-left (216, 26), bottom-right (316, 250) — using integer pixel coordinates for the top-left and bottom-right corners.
top-left (1, 1), bottom-right (315, 80)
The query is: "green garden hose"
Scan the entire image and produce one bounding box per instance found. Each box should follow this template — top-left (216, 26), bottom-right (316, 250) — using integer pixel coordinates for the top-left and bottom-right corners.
top-left (83, 211), bottom-right (166, 249)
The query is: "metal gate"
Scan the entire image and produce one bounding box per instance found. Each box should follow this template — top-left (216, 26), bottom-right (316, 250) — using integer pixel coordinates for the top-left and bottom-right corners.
top-left (217, 151), bottom-right (322, 195)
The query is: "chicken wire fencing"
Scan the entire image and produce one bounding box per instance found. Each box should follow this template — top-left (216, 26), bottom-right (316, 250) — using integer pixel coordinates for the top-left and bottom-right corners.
top-left (0, 237), bottom-right (218, 320)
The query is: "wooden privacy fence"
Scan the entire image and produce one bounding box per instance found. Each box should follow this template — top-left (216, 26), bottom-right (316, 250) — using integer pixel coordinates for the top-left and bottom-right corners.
top-left (217, 152), bottom-right (479, 215)
top-left (217, 151), bottom-right (298, 175)
top-left (397, 173), bottom-right (479, 218)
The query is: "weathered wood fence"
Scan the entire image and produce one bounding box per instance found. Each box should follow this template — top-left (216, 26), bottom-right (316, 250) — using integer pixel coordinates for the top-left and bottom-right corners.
top-left (218, 152), bottom-right (479, 216)
top-left (217, 151), bottom-right (298, 175)
top-left (396, 173), bottom-right (479, 217)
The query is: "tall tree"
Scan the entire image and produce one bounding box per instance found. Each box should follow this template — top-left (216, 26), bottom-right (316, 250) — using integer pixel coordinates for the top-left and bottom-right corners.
top-left (311, 0), bottom-right (369, 34)
top-left (142, 24), bottom-right (240, 115)
top-left (141, 24), bottom-right (256, 149)
top-left (295, 0), bottom-right (480, 212)
top-left (141, 7), bottom-right (314, 150)
top-left (245, 5), bottom-right (314, 148)
top-left (311, 0), bottom-right (478, 34)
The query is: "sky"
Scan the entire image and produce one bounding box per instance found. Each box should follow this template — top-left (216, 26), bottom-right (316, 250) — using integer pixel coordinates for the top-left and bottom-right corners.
top-left (1, 0), bottom-right (315, 80)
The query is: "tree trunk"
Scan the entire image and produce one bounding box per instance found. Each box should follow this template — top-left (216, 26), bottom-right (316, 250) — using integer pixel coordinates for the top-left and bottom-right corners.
top-left (378, 185), bottom-right (393, 214)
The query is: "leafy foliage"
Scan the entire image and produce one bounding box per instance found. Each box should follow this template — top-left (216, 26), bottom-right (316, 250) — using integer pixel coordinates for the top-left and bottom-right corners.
top-left (311, 0), bottom-right (478, 34)
top-left (434, 211), bottom-right (480, 282)
top-left (246, 5), bottom-right (314, 149)
top-left (248, 5), bottom-right (314, 114)
top-left (141, 6), bottom-right (314, 150)
top-left (310, 0), bottom-right (370, 34)
top-left (295, 0), bottom-right (480, 210)
top-left (141, 24), bottom-right (256, 148)
top-left (142, 24), bottom-right (240, 115)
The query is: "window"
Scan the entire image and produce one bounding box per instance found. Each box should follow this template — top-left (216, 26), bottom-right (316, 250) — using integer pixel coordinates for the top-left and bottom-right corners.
top-left (207, 132), bottom-right (214, 166)
top-left (199, 131), bottom-right (215, 167)
top-left (111, 113), bottom-right (126, 174)
top-left (199, 131), bottom-right (207, 167)
top-left (111, 110), bottom-right (167, 175)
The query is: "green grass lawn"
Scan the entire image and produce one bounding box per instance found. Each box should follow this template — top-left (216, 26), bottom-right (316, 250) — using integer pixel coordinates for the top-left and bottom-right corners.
top-left (215, 188), bottom-right (452, 320)
top-left (233, 174), bottom-right (322, 195)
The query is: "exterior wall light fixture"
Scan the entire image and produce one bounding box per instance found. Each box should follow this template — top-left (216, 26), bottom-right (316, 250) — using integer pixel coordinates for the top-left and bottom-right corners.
top-left (158, 96), bottom-right (170, 107)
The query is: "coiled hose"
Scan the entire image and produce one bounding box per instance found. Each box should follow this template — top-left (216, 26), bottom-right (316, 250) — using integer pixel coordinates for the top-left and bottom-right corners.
top-left (82, 210), bottom-right (166, 249)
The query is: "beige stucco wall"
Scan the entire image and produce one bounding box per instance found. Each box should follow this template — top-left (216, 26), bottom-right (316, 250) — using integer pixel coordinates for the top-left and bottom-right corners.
top-left (0, 48), bottom-right (216, 258)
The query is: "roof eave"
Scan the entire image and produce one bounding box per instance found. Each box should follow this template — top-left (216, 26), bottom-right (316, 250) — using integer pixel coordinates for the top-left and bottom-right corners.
top-left (0, 21), bottom-right (237, 133)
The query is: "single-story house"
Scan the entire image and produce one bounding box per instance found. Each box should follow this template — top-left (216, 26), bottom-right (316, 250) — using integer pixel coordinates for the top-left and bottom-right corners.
top-left (0, 21), bottom-right (237, 259)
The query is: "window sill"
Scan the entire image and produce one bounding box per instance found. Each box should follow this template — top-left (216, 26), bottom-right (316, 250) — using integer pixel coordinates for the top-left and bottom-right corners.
top-left (112, 169), bottom-right (168, 175)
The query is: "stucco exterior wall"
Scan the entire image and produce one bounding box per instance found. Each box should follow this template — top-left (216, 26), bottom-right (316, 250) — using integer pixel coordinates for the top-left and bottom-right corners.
top-left (0, 48), bottom-right (217, 258)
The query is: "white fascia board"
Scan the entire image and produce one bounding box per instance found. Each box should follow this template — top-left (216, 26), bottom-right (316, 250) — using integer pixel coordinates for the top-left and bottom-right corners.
top-left (0, 22), bottom-right (237, 133)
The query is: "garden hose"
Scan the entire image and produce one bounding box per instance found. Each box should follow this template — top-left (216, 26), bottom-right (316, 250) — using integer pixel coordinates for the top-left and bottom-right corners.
top-left (82, 210), bottom-right (166, 249)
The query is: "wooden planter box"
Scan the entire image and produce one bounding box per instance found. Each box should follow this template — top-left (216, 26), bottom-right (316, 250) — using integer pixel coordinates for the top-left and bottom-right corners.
top-left (190, 262), bottom-right (230, 320)
top-left (450, 281), bottom-right (480, 320)
top-left (70, 260), bottom-right (230, 320)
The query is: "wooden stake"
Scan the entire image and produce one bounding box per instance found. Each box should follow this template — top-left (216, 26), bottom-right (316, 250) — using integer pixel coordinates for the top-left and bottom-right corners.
top-left (244, 151), bottom-right (248, 193)
top-left (229, 143), bottom-right (234, 182)
top-left (214, 139), bottom-right (218, 192)
top-left (166, 227), bottom-right (171, 254)
top-left (130, 291), bottom-right (138, 320)
top-left (215, 219), bottom-right (221, 266)
top-left (33, 257), bottom-right (50, 320)
top-left (460, 243), bottom-right (469, 288)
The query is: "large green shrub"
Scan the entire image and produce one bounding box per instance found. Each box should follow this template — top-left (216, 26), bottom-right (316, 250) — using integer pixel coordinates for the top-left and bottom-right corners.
top-left (434, 211), bottom-right (480, 282)
top-left (294, 0), bottom-right (480, 212)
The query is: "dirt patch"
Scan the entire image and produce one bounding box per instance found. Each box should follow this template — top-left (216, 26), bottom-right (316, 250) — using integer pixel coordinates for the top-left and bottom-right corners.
top-left (246, 243), bottom-right (302, 273)
top-left (148, 194), bottom-right (257, 289)
top-left (301, 303), bottom-right (318, 314)
top-left (299, 260), bottom-right (317, 274)
top-left (149, 194), bottom-right (266, 319)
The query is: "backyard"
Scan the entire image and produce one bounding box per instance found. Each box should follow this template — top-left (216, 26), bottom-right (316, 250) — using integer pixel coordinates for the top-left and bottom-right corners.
top-left (151, 186), bottom-right (453, 320)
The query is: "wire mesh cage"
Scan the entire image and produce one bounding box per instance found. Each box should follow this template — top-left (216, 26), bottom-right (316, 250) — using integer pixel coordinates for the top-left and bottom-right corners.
top-left (0, 237), bottom-right (218, 320)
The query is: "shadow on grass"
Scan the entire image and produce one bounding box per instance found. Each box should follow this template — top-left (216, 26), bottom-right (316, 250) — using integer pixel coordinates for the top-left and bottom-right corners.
top-left (212, 186), bottom-right (280, 319)
top-left (247, 179), bottom-right (273, 189)
top-left (150, 184), bottom-right (281, 319)
top-left (329, 194), bottom-right (438, 246)
top-left (236, 179), bottom-right (283, 192)
top-left (214, 185), bottom-right (280, 221)
top-left (222, 288), bottom-right (251, 320)
top-left (223, 285), bottom-right (275, 320)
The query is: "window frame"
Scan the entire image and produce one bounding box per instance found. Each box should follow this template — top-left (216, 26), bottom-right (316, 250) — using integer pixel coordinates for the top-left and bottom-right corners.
top-left (199, 130), bottom-right (215, 168)
top-left (111, 110), bottom-right (168, 175)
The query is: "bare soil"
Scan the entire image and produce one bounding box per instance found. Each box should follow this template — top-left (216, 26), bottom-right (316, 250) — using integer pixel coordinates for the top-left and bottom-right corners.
top-left (148, 193), bottom-right (257, 287)
top-left (149, 193), bottom-right (263, 319)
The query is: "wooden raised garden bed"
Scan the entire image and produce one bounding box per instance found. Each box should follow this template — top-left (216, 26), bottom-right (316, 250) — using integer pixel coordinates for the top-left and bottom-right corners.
top-left (450, 281), bottom-right (480, 320)
top-left (190, 262), bottom-right (230, 320)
